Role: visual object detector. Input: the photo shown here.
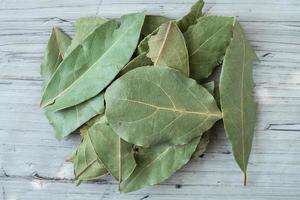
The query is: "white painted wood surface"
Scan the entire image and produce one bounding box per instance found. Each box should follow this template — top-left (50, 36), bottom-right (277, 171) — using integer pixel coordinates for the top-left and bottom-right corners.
top-left (1, 0), bottom-right (300, 199)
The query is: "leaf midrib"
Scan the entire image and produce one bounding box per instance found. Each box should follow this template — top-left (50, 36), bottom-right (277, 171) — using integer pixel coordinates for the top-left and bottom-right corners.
top-left (117, 98), bottom-right (221, 118)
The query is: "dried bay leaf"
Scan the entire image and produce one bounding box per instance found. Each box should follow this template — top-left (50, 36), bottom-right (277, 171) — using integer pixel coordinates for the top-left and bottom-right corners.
top-left (141, 15), bottom-right (170, 37)
top-left (105, 66), bottom-right (221, 147)
top-left (41, 27), bottom-right (105, 140)
top-left (137, 0), bottom-right (204, 55)
top-left (147, 21), bottom-right (190, 76)
top-left (219, 21), bottom-right (258, 185)
top-left (41, 13), bottom-right (145, 111)
top-left (65, 17), bottom-right (107, 56)
top-left (41, 27), bottom-right (71, 89)
top-left (118, 53), bottom-right (152, 77)
top-left (177, 0), bottom-right (204, 32)
top-left (120, 137), bottom-right (200, 193)
top-left (73, 130), bottom-right (108, 185)
top-left (184, 16), bottom-right (234, 81)
top-left (88, 116), bottom-right (136, 183)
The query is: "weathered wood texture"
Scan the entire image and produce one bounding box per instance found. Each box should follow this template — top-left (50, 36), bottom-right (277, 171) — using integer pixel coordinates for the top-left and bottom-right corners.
top-left (0, 0), bottom-right (300, 199)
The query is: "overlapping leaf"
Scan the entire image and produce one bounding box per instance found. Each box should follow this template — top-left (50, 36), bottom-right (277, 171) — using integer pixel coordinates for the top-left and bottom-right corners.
top-left (120, 137), bottom-right (200, 193)
top-left (88, 116), bottom-right (136, 182)
top-left (118, 53), bottom-right (152, 77)
top-left (219, 21), bottom-right (258, 185)
top-left (41, 27), bottom-right (105, 140)
top-left (105, 66), bottom-right (221, 147)
top-left (177, 0), bottom-right (204, 32)
top-left (147, 21), bottom-right (190, 75)
top-left (73, 124), bottom-right (108, 185)
top-left (141, 15), bottom-right (170, 37)
top-left (184, 16), bottom-right (234, 81)
top-left (65, 17), bottom-right (107, 56)
top-left (41, 13), bottom-right (145, 111)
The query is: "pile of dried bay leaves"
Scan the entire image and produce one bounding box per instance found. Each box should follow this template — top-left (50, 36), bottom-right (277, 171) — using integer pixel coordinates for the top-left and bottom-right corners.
top-left (40, 0), bottom-right (257, 193)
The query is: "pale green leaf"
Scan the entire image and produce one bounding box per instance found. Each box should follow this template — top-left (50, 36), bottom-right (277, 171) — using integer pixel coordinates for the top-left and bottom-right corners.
top-left (88, 117), bottom-right (136, 182)
top-left (73, 129), bottom-right (108, 185)
top-left (41, 13), bottom-right (145, 111)
top-left (184, 16), bottom-right (234, 81)
top-left (105, 66), bottom-right (221, 147)
top-left (141, 15), bottom-right (170, 37)
top-left (41, 27), bottom-right (105, 140)
top-left (147, 21), bottom-right (189, 76)
top-left (118, 53), bottom-right (152, 77)
top-left (41, 27), bottom-right (71, 89)
top-left (65, 17), bottom-right (107, 56)
top-left (219, 20), bottom-right (258, 185)
top-left (120, 137), bottom-right (200, 193)
top-left (177, 0), bottom-right (204, 32)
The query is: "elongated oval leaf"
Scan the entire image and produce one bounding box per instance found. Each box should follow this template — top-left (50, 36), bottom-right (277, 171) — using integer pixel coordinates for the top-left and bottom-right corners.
top-left (118, 53), bottom-right (152, 77)
top-left (184, 16), bottom-right (234, 81)
top-left (105, 66), bottom-right (221, 147)
top-left (88, 117), bottom-right (136, 183)
top-left (141, 15), bottom-right (170, 37)
top-left (65, 17), bottom-right (107, 56)
top-left (219, 21), bottom-right (258, 185)
top-left (120, 137), bottom-right (200, 193)
top-left (147, 21), bottom-right (190, 75)
top-left (41, 27), bottom-right (71, 89)
top-left (177, 0), bottom-right (204, 32)
top-left (40, 27), bottom-right (105, 139)
top-left (73, 130), bottom-right (108, 185)
top-left (41, 13), bottom-right (145, 111)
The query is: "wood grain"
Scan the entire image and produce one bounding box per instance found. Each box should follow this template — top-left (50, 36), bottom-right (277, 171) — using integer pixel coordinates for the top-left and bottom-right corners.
top-left (0, 0), bottom-right (300, 199)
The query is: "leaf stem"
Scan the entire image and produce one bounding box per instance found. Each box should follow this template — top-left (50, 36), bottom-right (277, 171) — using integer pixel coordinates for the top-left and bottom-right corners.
top-left (243, 172), bottom-right (247, 186)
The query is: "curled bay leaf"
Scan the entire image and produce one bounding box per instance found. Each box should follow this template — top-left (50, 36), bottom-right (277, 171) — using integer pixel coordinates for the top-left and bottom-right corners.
top-left (105, 66), bottom-right (221, 147)
top-left (141, 15), bottom-right (170, 37)
top-left (219, 21), bottom-right (258, 185)
top-left (41, 27), bottom-right (105, 140)
top-left (41, 12), bottom-right (145, 111)
top-left (88, 116), bottom-right (136, 183)
top-left (147, 21), bottom-right (190, 76)
top-left (120, 137), bottom-right (200, 193)
top-left (184, 16), bottom-right (234, 81)
top-left (177, 0), bottom-right (204, 32)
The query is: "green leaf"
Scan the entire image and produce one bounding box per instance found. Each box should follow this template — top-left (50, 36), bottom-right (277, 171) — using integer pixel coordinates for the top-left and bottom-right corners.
top-left (219, 21), bottom-right (258, 185)
top-left (147, 21), bottom-right (190, 76)
top-left (184, 16), bottom-right (234, 81)
top-left (105, 66), bottom-right (221, 147)
top-left (73, 128), bottom-right (108, 185)
top-left (137, 0), bottom-right (204, 55)
top-left (41, 27), bottom-right (71, 89)
top-left (120, 137), bottom-right (200, 193)
top-left (41, 13), bottom-right (145, 111)
top-left (118, 53), bottom-right (152, 77)
top-left (141, 15), bottom-right (170, 37)
top-left (177, 0), bottom-right (204, 32)
top-left (192, 132), bottom-right (210, 158)
top-left (45, 94), bottom-right (105, 140)
top-left (88, 117), bottom-right (136, 183)
top-left (65, 17), bottom-right (107, 56)
top-left (41, 27), bottom-right (105, 140)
